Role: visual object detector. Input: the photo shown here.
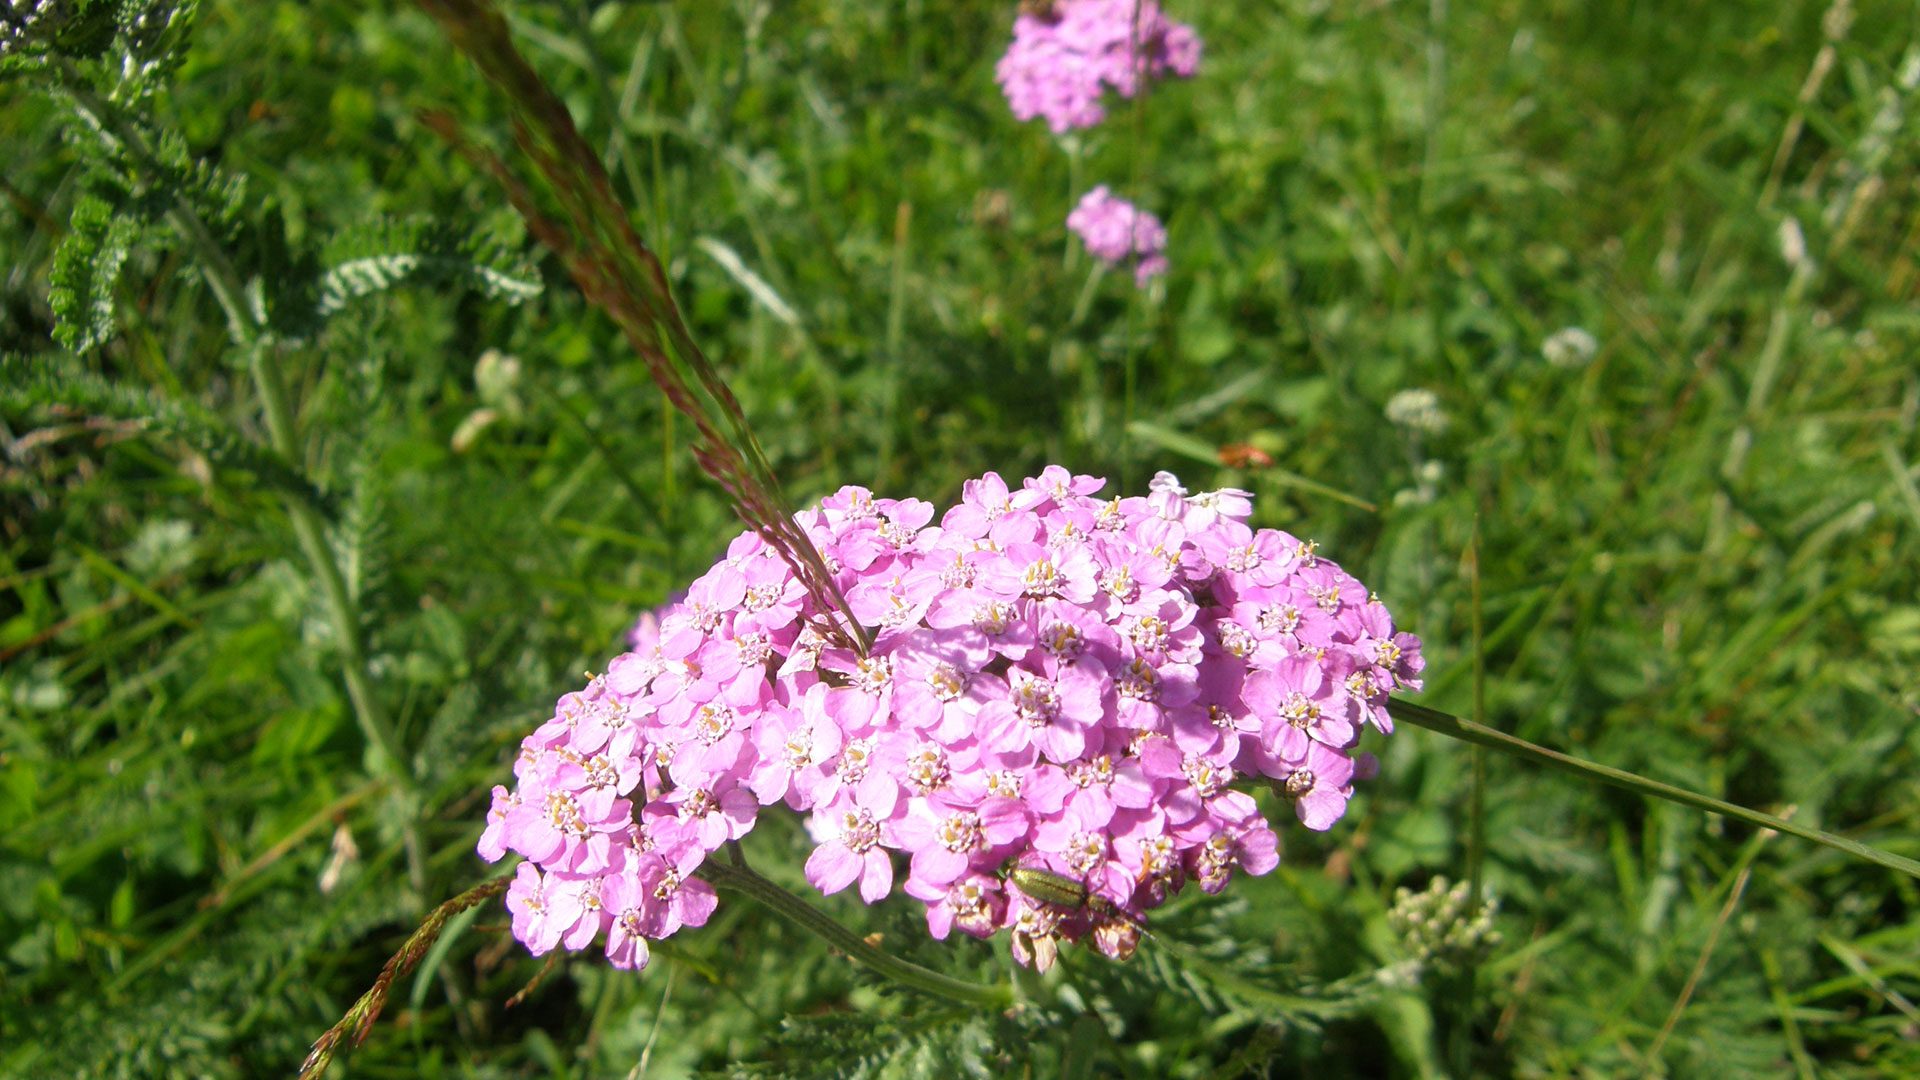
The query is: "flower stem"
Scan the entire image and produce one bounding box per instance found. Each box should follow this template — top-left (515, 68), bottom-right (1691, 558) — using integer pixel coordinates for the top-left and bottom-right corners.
top-left (1388, 698), bottom-right (1920, 881)
top-left (248, 348), bottom-right (414, 778)
top-left (699, 861), bottom-right (1012, 1008)
top-left (63, 74), bottom-right (425, 893)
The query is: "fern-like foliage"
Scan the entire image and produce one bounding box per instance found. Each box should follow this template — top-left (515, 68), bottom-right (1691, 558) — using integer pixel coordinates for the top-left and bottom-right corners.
top-left (721, 1009), bottom-right (1009, 1080)
top-left (30, 49), bottom-right (534, 355)
top-left (37, 87), bottom-right (250, 357)
top-left (1, 0), bottom-right (197, 86)
top-left (0, 352), bottom-right (328, 510)
top-left (0, 0), bottom-right (116, 75)
top-left (55, 103), bottom-right (250, 248)
top-left (16, 875), bottom-right (419, 1080)
top-left (312, 216), bottom-right (542, 320)
top-left (112, 0), bottom-right (199, 89)
top-left (47, 193), bottom-right (140, 352)
top-left (131, 124), bottom-right (248, 233)
top-left (333, 452), bottom-right (389, 615)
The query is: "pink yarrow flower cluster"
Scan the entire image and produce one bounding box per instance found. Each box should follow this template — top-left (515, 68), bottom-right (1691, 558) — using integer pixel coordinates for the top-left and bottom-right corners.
top-left (996, 1), bottom-right (1202, 134)
top-left (1068, 186), bottom-right (1168, 285)
top-left (995, 3), bottom-right (1196, 287)
top-left (482, 467), bottom-right (1422, 972)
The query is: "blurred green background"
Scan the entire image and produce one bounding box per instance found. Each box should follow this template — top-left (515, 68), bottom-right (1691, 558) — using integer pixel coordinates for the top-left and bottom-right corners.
top-left (4, 1), bottom-right (1919, 1076)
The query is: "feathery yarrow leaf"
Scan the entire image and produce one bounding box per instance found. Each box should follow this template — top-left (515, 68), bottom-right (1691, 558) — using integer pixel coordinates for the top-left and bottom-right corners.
top-left (314, 216), bottom-right (542, 317)
top-left (50, 93), bottom-right (249, 241)
top-left (139, 124), bottom-right (247, 231)
top-left (112, 0), bottom-right (197, 61)
top-left (0, 352), bottom-right (328, 510)
top-left (333, 458), bottom-right (390, 612)
top-left (3, 0), bottom-right (200, 87)
top-left (47, 193), bottom-right (141, 352)
top-left (0, 0), bottom-right (116, 74)
top-left (724, 1011), bottom-right (995, 1080)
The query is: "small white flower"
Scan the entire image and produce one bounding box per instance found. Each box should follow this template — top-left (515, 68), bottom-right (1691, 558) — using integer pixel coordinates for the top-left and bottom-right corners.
top-left (1541, 326), bottom-right (1598, 369)
top-left (1778, 216), bottom-right (1808, 270)
top-left (1384, 389), bottom-right (1448, 434)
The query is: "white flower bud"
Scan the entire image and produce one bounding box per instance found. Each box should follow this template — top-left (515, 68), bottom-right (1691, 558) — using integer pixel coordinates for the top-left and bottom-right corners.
top-left (1541, 326), bottom-right (1598, 368)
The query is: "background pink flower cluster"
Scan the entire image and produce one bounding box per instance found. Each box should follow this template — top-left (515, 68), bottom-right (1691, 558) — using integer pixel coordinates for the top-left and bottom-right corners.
top-left (995, 2), bottom-right (1198, 287)
top-left (1067, 185), bottom-right (1169, 286)
top-left (481, 467), bottom-right (1422, 972)
top-left (996, 0), bottom-right (1201, 134)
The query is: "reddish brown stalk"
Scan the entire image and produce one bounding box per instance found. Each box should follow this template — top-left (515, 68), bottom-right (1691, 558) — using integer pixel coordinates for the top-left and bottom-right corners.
top-left (299, 872), bottom-right (514, 1080)
top-left (504, 951), bottom-right (560, 1009)
top-left (415, 0), bottom-right (867, 653)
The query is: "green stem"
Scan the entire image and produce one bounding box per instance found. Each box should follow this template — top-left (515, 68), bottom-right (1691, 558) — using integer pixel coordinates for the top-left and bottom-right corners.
top-left (1457, 528), bottom-right (1488, 1080)
top-left (881, 199), bottom-right (910, 481)
top-left (64, 75), bottom-right (425, 891)
top-left (1464, 527), bottom-right (1487, 908)
top-left (1388, 699), bottom-right (1920, 881)
top-left (247, 349), bottom-right (413, 784)
top-left (700, 861), bottom-right (1011, 1009)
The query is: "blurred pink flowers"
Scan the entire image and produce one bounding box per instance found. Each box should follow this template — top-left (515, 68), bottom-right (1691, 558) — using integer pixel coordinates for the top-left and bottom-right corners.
top-left (1067, 185), bottom-right (1168, 285)
top-left (996, 1), bottom-right (1202, 134)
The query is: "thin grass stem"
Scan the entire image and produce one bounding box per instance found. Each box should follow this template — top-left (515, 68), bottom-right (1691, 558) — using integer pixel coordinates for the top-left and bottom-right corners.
top-left (1465, 525), bottom-right (1487, 905)
top-left (1388, 699), bottom-right (1920, 881)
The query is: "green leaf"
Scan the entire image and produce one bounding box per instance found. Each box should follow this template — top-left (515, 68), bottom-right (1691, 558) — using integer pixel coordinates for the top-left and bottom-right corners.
top-left (47, 194), bottom-right (139, 353)
top-left (113, 0), bottom-right (200, 67)
top-left (108, 877), bottom-right (134, 929)
top-left (3, 1), bottom-right (202, 87)
top-left (0, 353), bottom-right (329, 510)
top-left (313, 215), bottom-right (542, 319)
top-left (0, 0), bottom-right (119, 75)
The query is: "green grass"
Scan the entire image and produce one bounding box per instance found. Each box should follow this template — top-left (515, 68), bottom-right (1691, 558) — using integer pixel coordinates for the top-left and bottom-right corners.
top-left (4, 0), bottom-right (1920, 1076)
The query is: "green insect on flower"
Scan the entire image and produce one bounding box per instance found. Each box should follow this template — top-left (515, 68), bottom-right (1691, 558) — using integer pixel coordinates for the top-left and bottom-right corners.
top-left (1006, 865), bottom-right (1093, 910)
top-left (1005, 864), bottom-right (1139, 924)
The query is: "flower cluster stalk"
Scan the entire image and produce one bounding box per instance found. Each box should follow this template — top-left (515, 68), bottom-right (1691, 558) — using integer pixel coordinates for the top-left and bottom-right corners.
top-left (1387, 699), bottom-right (1920, 881)
top-left (699, 860), bottom-right (1012, 1009)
